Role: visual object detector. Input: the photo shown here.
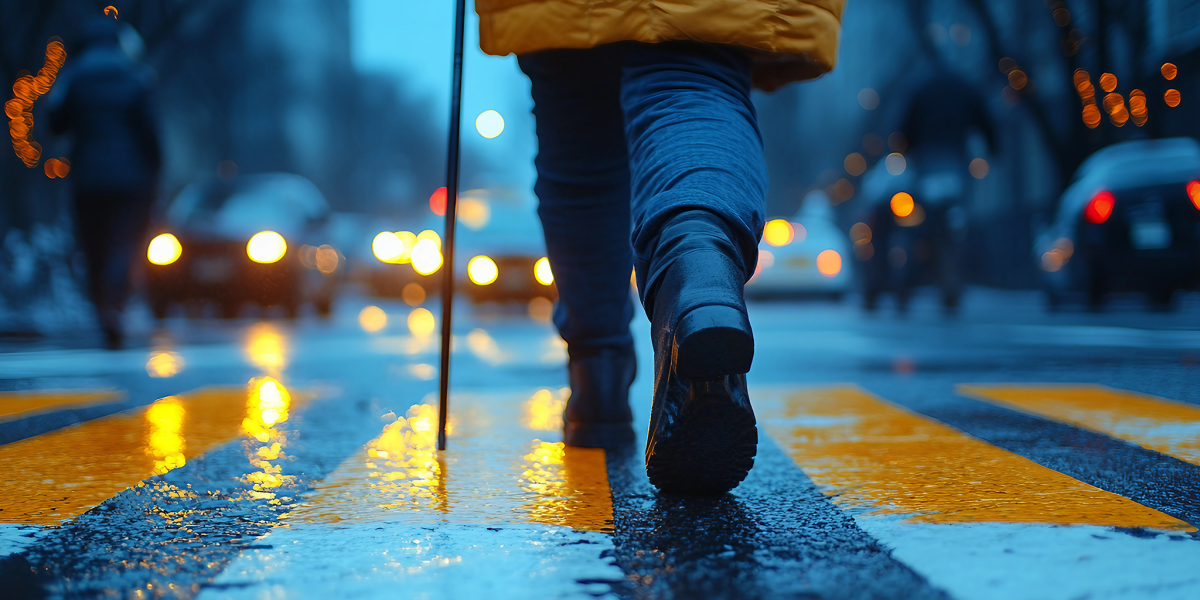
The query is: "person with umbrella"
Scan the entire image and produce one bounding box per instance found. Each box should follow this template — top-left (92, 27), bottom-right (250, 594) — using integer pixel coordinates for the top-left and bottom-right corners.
top-left (473, 1), bottom-right (845, 494)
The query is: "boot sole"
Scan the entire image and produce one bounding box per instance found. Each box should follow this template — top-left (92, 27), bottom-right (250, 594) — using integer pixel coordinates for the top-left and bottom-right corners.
top-left (646, 376), bottom-right (757, 494)
top-left (673, 305), bottom-right (754, 378)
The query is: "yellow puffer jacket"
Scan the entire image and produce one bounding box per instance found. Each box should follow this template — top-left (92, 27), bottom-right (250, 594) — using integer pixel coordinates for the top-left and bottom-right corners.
top-left (476, 0), bottom-right (845, 90)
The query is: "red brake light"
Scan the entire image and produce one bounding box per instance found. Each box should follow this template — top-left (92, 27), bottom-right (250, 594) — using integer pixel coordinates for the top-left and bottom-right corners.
top-left (1188, 180), bottom-right (1200, 210)
top-left (1084, 190), bottom-right (1114, 224)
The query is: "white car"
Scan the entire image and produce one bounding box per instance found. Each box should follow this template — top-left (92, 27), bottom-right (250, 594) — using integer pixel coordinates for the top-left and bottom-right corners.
top-left (746, 191), bottom-right (852, 299)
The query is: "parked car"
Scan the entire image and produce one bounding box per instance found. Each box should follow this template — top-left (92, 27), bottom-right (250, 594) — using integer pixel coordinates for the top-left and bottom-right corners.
top-left (746, 191), bottom-right (851, 300)
top-left (144, 173), bottom-right (341, 318)
top-left (1036, 137), bottom-right (1200, 309)
top-left (456, 199), bottom-right (557, 303)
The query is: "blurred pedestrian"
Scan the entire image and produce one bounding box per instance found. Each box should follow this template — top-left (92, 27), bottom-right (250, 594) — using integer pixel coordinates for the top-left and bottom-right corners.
top-left (49, 18), bottom-right (161, 349)
top-left (477, 0), bottom-right (845, 493)
top-left (900, 69), bottom-right (995, 310)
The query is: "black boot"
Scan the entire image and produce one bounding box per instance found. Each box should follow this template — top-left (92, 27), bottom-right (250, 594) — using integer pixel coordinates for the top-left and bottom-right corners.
top-left (644, 248), bottom-right (757, 494)
top-left (563, 345), bottom-right (637, 448)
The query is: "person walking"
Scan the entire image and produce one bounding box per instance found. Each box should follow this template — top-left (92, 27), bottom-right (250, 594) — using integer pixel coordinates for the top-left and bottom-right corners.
top-left (49, 18), bottom-right (161, 349)
top-left (476, 1), bottom-right (845, 493)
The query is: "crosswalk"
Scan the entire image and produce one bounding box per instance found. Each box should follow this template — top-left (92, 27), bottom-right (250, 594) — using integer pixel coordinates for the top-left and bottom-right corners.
top-left (2, 379), bottom-right (1200, 599)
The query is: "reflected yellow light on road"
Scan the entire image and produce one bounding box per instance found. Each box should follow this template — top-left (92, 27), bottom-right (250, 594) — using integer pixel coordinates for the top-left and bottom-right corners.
top-left (247, 231), bottom-right (287, 263)
top-left (145, 351), bottom-right (183, 378)
top-left (410, 238), bottom-right (442, 275)
top-left (358, 306), bottom-right (387, 333)
top-left (146, 397), bottom-right (185, 475)
top-left (816, 249), bottom-right (842, 277)
top-left (241, 377), bottom-right (297, 499)
top-left (891, 192), bottom-right (914, 217)
top-left (373, 232), bottom-right (404, 263)
top-left (763, 219), bottom-right (794, 246)
top-left (408, 307), bottom-right (436, 337)
top-left (245, 322), bottom-right (288, 376)
top-left (534, 257), bottom-right (554, 285)
top-left (518, 440), bottom-right (612, 532)
top-left (147, 233), bottom-right (182, 265)
top-left (523, 388), bottom-right (566, 431)
top-left (468, 255), bottom-right (499, 285)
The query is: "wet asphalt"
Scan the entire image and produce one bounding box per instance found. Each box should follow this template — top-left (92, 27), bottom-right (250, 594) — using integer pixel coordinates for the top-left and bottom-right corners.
top-left (1, 287), bottom-right (1199, 599)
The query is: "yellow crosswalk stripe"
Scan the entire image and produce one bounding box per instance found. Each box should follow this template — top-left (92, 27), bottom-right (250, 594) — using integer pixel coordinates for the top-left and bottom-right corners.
top-left (0, 389), bottom-right (123, 422)
top-left (959, 384), bottom-right (1200, 468)
top-left (757, 385), bottom-right (1194, 531)
top-left (0, 378), bottom-right (305, 525)
top-left (291, 388), bottom-right (613, 533)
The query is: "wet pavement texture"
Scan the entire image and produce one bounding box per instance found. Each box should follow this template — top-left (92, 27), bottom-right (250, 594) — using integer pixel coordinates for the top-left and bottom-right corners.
top-left (1, 288), bottom-right (1199, 599)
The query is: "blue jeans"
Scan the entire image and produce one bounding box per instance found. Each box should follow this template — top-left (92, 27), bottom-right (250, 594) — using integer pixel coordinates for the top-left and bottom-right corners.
top-left (519, 42), bottom-right (767, 357)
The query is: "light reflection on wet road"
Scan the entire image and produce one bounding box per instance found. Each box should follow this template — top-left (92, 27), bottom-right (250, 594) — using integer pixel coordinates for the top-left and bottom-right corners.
top-left (1, 289), bottom-right (1199, 599)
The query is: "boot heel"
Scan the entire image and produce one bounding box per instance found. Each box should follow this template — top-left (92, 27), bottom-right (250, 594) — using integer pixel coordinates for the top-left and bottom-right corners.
top-left (673, 305), bottom-right (753, 378)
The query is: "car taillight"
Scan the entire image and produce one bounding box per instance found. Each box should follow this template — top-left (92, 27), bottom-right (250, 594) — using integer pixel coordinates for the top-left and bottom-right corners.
top-left (1084, 190), bottom-right (1115, 224)
top-left (1187, 180), bottom-right (1200, 210)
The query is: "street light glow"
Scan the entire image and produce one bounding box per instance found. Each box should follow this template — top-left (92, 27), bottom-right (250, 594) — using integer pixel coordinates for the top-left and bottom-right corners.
top-left (476, 110), bottom-right (504, 138)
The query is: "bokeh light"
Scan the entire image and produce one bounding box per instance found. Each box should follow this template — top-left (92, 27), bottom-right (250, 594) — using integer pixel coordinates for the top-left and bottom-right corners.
top-left (816, 250), bottom-right (842, 277)
top-left (468, 255), bottom-right (499, 285)
top-left (1099, 73), bottom-right (1117, 93)
top-left (1082, 105), bottom-right (1102, 128)
top-left (43, 157), bottom-right (69, 178)
top-left (147, 233), bottom-right (182, 265)
top-left (410, 238), bottom-right (442, 275)
top-left (407, 308), bottom-right (436, 337)
top-left (146, 351), bottom-right (183, 378)
top-left (476, 110), bottom-right (504, 138)
top-left (104, 6), bottom-right (117, 18)
top-left (850, 222), bottom-right (872, 244)
top-left (8, 40), bottom-right (67, 168)
top-left (1085, 191), bottom-right (1115, 224)
top-left (402, 283), bottom-right (426, 306)
top-left (416, 229), bottom-right (442, 250)
top-left (247, 231), bottom-right (287, 263)
top-left (969, 158), bottom-right (989, 179)
top-left (1186, 181), bottom-right (1200, 210)
top-left (763, 219), bottom-right (795, 246)
top-left (885, 153), bottom-right (906, 175)
top-left (358, 306), bottom-right (387, 333)
top-left (857, 88), bottom-right (880, 110)
top-left (844, 152), bottom-right (866, 177)
top-left (534, 257), bottom-right (554, 285)
top-left (373, 231), bottom-right (404, 263)
top-left (890, 192), bottom-right (914, 218)
top-left (429, 187), bottom-right (447, 216)
top-left (1165, 89), bottom-right (1181, 108)
top-left (1161, 63), bottom-right (1177, 80)
top-left (315, 245), bottom-right (339, 274)
top-left (1008, 70), bottom-right (1028, 90)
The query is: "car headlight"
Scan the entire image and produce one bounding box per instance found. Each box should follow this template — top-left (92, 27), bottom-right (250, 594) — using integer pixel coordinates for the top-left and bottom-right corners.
top-left (147, 233), bottom-right (182, 265)
top-left (247, 231), bottom-right (287, 263)
top-left (534, 257), bottom-right (553, 285)
top-left (468, 256), bottom-right (498, 285)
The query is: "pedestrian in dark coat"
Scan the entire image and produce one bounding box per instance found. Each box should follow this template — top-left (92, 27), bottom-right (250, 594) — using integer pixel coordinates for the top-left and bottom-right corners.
top-left (476, 0), bottom-right (846, 493)
top-left (50, 18), bottom-right (161, 349)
